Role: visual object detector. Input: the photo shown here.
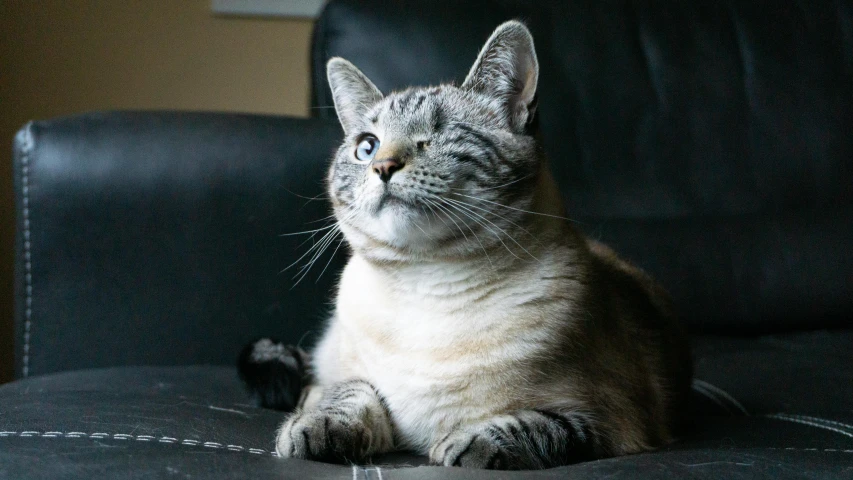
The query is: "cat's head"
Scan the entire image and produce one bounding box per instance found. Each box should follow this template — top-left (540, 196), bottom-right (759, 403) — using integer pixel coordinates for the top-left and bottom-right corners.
top-left (326, 21), bottom-right (544, 262)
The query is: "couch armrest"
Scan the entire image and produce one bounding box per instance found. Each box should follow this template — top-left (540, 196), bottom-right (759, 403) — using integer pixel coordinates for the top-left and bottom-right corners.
top-left (12, 111), bottom-right (344, 379)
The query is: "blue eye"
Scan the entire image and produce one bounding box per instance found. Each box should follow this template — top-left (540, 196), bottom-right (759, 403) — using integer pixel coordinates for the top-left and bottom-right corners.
top-left (355, 135), bottom-right (380, 163)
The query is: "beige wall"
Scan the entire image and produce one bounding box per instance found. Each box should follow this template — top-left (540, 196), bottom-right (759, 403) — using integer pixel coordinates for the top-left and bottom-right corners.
top-left (0, 1), bottom-right (314, 383)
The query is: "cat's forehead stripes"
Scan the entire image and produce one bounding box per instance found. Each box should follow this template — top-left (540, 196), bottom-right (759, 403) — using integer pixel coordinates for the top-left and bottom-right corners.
top-left (369, 88), bottom-right (449, 136)
top-left (385, 89), bottom-right (435, 119)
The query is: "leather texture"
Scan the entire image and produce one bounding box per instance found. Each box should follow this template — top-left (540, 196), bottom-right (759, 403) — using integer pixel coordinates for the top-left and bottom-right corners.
top-left (13, 112), bottom-right (344, 378)
top-left (2, 332), bottom-right (852, 479)
top-left (313, 0), bottom-right (853, 333)
top-left (5, 0), bottom-right (853, 478)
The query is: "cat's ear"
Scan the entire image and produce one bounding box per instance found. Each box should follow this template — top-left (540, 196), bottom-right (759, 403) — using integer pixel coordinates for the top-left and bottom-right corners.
top-left (462, 21), bottom-right (539, 132)
top-left (327, 57), bottom-right (384, 135)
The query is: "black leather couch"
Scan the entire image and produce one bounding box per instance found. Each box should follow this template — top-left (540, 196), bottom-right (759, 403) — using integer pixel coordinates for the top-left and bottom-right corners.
top-left (3, 1), bottom-right (852, 478)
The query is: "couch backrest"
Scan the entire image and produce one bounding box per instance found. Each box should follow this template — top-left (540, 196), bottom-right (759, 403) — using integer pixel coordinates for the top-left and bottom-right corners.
top-left (12, 112), bottom-right (346, 378)
top-left (312, 0), bottom-right (853, 333)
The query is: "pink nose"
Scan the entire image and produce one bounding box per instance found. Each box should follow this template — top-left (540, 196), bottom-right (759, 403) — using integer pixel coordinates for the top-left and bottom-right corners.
top-left (371, 158), bottom-right (403, 182)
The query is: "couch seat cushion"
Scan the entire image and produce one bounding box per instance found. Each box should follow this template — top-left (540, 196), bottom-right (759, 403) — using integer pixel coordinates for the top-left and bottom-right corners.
top-left (1, 330), bottom-right (851, 479)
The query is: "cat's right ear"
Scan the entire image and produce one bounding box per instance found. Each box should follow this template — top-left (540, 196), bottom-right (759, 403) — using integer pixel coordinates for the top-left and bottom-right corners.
top-left (327, 58), bottom-right (383, 135)
top-left (462, 21), bottom-right (539, 133)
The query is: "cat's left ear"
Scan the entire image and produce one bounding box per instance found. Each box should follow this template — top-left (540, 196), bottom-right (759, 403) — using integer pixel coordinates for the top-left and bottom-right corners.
top-left (327, 57), bottom-right (384, 135)
top-left (462, 21), bottom-right (539, 133)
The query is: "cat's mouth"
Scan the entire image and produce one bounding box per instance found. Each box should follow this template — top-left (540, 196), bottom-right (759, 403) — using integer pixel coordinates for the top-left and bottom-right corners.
top-left (373, 189), bottom-right (419, 213)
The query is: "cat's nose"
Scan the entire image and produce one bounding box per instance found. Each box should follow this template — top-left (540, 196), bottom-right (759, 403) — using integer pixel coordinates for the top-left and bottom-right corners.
top-left (371, 158), bottom-right (403, 183)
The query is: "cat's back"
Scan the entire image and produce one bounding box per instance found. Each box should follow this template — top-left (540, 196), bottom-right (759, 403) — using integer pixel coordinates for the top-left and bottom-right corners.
top-left (583, 239), bottom-right (693, 438)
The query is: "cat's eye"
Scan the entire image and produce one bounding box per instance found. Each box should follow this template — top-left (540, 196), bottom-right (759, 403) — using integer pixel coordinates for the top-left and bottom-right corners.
top-left (416, 140), bottom-right (429, 150)
top-left (355, 135), bottom-right (380, 164)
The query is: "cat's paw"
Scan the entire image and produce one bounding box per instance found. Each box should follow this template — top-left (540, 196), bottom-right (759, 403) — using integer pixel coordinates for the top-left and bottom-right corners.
top-left (276, 409), bottom-right (373, 463)
top-left (238, 338), bottom-right (309, 411)
top-left (429, 428), bottom-right (513, 469)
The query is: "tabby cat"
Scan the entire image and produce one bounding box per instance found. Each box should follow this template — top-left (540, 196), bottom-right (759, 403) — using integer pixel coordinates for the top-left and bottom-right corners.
top-left (240, 20), bottom-right (692, 470)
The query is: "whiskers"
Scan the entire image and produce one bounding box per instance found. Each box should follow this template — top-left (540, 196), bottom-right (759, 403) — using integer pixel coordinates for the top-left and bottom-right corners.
top-left (422, 194), bottom-right (544, 263)
top-left (449, 191), bottom-right (580, 223)
top-left (424, 188), bottom-right (583, 263)
top-left (277, 182), bottom-right (579, 285)
top-left (279, 209), bottom-right (356, 288)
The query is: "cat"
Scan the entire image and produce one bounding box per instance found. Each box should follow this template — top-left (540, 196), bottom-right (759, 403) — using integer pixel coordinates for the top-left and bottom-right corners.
top-left (239, 20), bottom-right (692, 470)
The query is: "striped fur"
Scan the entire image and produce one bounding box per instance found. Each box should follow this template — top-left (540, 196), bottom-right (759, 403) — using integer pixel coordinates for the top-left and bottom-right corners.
top-left (265, 20), bottom-right (692, 469)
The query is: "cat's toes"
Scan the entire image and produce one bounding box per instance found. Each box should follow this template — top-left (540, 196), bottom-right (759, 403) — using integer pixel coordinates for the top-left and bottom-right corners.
top-left (430, 429), bottom-right (511, 469)
top-left (238, 338), bottom-right (309, 411)
top-left (276, 410), bottom-right (372, 463)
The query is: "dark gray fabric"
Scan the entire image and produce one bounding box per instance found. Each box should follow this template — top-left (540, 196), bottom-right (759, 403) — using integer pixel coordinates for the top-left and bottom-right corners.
top-left (2, 332), bottom-right (852, 479)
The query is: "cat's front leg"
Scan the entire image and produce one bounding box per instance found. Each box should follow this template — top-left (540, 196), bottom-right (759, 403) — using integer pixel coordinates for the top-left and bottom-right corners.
top-left (276, 379), bottom-right (394, 463)
top-left (429, 410), bottom-right (599, 470)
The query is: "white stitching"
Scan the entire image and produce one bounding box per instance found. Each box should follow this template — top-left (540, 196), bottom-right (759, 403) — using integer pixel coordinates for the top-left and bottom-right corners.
top-left (19, 124), bottom-right (34, 378)
top-left (785, 415), bottom-right (853, 433)
top-left (693, 379), bottom-right (749, 415)
top-left (0, 431), bottom-right (275, 456)
top-left (691, 383), bottom-right (733, 414)
top-left (765, 447), bottom-right (853, 453)
top-left (764, 414), bottom-right (853, 439)
top-left (9, 431), bottom-right (847, 456)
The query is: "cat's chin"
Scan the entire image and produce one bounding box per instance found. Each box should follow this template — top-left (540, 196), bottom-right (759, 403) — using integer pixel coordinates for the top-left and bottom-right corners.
top-left (339, 204), bottom-right (453, 256)
top-left (375, 206), bottom-right (446, 248)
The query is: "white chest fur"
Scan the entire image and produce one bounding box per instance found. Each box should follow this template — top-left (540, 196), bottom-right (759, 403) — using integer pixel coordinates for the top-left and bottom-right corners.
top-left (312, 254), bottom-right (572, 451)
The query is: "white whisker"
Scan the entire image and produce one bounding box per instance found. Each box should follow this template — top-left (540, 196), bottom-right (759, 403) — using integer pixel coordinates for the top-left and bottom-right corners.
top-left (452, 173), bottom-right (536, 193)
top-left (281, 225), bottom-right (341, 274)
top-left (444, 199), bottom-right (520, 261)
top-left (315, 238), bottom-right (346, 283)
top-left (451, 192), bottom-right (579, 223)
top-left (444, 198), bottom-right (539, 263)
top-left (292, 227), bottom-right (341, 286)
top-left (447, 197), bottom-right (537, 240)
top-left (429, 197), bottom-right (492, 266)
top-left (279, 223), bottom-right (339, 237)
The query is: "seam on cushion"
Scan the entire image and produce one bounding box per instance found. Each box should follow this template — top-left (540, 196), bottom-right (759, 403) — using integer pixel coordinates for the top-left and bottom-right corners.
top-left (766, 447), bottom-right (853, 453)
top-left (693, 379), bottom-right (749, 415)
top-left (0, 430), bottom-right (278, 457)
top-left (763, 414), bottom-right (853, 440)
top-left (352, 465), bottom-right (385, 480)
top-left (18, 124), bottom-right (35, 378)
top-left (692, 384), bottom-right (732, 414)
top-left (785, 415), bottom-right (853, 433)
